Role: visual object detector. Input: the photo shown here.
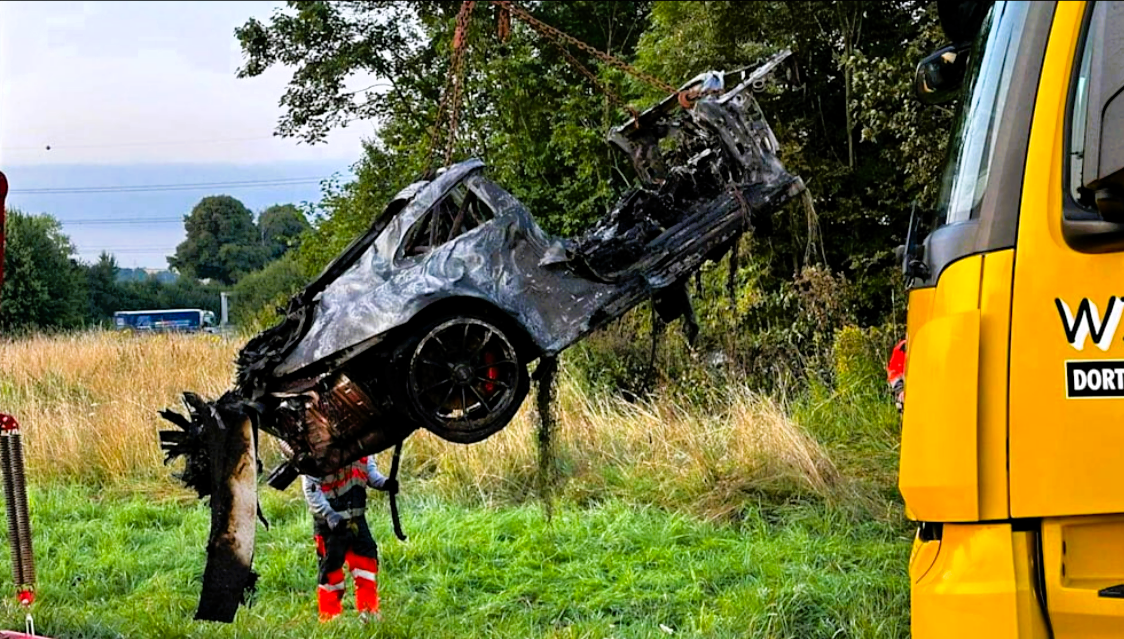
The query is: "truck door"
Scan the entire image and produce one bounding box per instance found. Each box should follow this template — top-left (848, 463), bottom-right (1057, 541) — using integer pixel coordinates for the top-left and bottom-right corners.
top-left (1007, 1), bottom-right (1124, 635)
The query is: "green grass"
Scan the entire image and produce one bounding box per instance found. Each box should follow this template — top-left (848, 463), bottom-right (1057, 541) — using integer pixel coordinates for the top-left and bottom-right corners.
top-left (0, 330), bottom-right (913, 638)
top-left (0, 480), bottom-right (910, 639)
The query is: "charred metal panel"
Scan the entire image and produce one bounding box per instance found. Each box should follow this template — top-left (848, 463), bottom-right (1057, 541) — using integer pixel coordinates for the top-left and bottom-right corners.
top-left (159, 393), bottom-right (260, 623)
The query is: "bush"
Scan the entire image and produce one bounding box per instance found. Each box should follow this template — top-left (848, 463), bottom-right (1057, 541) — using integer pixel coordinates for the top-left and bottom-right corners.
top-left (230, 254), bottom-right (307, 329)
top-left (832, 324), bottom-right (902, 397)
top-left (567, 237), bottom-right (875, 404)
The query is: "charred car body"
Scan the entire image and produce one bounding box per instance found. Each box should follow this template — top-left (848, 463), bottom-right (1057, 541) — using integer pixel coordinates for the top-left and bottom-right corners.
top-left (160, 50), bottom-right (805, 622)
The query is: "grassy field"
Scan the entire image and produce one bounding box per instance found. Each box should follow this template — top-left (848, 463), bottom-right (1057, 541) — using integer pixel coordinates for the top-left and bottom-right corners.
top-left (0, 331), bottom-right (911, 638)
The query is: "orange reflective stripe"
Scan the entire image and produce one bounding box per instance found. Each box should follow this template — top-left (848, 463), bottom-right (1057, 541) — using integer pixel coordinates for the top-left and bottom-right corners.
top-left (318, 462), bottom-right (369, 496)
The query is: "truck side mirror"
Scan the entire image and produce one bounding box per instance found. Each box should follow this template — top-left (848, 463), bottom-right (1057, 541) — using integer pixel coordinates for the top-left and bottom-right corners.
top-left (914, 45), bottom-right (969, 105)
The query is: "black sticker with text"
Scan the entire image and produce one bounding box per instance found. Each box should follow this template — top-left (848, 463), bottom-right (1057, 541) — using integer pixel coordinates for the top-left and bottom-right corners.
top-left (1067, 360), bottom-right (1124, 398)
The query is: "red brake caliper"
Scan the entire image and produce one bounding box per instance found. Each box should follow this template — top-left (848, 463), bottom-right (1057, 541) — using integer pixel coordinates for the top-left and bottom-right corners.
top-left (483, 351), bottom-right (497, 395)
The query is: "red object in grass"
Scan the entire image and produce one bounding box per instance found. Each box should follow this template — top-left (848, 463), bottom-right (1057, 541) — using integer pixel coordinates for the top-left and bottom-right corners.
top-left (886, 339), bottom-right (907, 412)
top-left (0, 414), bottom-right (19, 432)
top-left (886, 339), bottom-right (906, 386)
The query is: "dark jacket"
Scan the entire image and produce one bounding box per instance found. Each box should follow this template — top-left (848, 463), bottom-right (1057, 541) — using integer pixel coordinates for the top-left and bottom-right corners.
top-left (302, 456), bottom-right (389, 523)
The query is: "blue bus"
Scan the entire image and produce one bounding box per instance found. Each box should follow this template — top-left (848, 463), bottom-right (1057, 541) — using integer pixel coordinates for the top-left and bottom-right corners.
top-left (113, 309), bottom-right (217, 333)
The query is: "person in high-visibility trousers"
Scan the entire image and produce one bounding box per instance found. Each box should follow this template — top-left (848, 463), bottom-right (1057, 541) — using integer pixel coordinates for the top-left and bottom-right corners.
top-left (302, 455), bottom-right (398, 622)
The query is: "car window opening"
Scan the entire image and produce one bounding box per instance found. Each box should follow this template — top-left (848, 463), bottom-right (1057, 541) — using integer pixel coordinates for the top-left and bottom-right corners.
top-left (403, 184), bottom-right (496, 258)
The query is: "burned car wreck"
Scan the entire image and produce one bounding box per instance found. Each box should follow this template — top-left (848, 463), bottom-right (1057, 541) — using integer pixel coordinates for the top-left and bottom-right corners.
top-left (159, 50), bottom-right (805, 623)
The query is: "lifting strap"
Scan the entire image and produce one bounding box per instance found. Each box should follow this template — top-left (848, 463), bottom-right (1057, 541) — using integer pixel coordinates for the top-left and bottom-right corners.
top-left (388, 441), bottom-right (407, 542)
top-left (423, 1), bottom-right (478, 175)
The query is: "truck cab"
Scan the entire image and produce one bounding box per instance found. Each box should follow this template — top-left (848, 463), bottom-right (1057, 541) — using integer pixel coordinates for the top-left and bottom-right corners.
top-left (902, 1), bottom-right (1124, 636)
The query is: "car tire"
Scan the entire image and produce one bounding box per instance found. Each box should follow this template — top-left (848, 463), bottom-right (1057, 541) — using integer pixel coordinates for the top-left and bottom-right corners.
top-left (398, 310), bottom-right (530, 444)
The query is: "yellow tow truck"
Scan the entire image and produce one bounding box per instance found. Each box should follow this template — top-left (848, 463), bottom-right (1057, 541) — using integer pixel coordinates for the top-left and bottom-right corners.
top-left (903, 0), bottom-right (1124, 636)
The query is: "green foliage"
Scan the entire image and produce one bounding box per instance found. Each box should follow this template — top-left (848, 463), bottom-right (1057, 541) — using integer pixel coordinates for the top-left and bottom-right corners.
top-left (86, 252), bottom-right (123, 325)
top-left (258, 203), bottom-right (311, 260)
top-left (849, 2), bottom-right (955, 205)
top-left (168, 195), bottom-right (268, 285)
top-left (231, 253), bottom-right (307, 328)
top-left (0, 209), bottom-right (89, 332)
top-left (235, 1), bottom-right (439, 144)
top-left (239, 1), bottom-right (656, 257)
top-left (294, 143), bottom-right (412, 278)
top-left (116, 268), bottom-right (177, 284)
top-left (0, 205), bottom-right (234, 331)
top-left (832, 324), bottom-right (900, 396)
top-left (114, 277), bottom-right (222, 316)
top-left (238, 0), bottom-right (949, 345)
top-left (0, 481), bottom-right (908, 639)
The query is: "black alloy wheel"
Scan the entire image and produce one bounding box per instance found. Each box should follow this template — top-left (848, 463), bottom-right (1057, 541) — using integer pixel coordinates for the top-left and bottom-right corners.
top-left (405, 315), bottom-right (528, 444)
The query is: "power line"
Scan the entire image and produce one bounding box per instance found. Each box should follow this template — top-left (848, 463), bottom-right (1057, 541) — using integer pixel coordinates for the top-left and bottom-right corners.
top-left (58, 217), bottom-right (184, 225)
top-left (78, 249), bottom-right (178, 255)
top-left (1, 136), bottom-right (282, 152)
top-left (79, 246), bottom-right (175, 251)
top-left (10, 176), bottom-right (330, 195)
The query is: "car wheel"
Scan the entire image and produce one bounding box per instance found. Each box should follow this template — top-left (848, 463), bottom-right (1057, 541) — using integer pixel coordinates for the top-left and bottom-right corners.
top-left (402, 313), bottom-right (530, 444)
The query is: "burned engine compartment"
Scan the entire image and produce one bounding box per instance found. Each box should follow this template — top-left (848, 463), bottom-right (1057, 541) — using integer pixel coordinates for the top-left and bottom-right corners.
top-left (158, 50), bottom-right (805, 623)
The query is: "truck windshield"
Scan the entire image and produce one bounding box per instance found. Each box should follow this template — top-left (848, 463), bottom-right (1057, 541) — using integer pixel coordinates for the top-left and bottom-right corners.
top-left (933, 0), bottom-right (1030, 227)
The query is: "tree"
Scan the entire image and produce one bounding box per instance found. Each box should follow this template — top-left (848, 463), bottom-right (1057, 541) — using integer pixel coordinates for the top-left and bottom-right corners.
top-left (168, 195), bottom-right (268, 285)
top-left (231, 253), bottom-right (307, 326)
top-left (240, 1), bottom-right (655, 259)
top-left (632, 0), bottom-right (948, 322)
top-left (235, 1), bottom-right (443, 144)
top-left (237, 0), bottom-right (948, 333)
top-left (0, 209), bottom-right (89, 331)
top-left (86, 251), bottom-right (123, 324)
top-left (116, 274), bottom-right (222, 315)
top-left (258, 204), bottom-right (311, 260)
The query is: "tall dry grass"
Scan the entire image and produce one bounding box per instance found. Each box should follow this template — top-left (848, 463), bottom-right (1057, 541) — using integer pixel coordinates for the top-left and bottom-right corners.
top-left (0, 331), bottom-right (843, 516)
top-left (401, 374), bottom-right (842, 519)
top-left (0, 330), bottom-right (239, 482)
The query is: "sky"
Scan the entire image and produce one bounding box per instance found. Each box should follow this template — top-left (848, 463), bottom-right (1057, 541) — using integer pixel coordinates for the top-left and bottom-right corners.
top-left (0, 1), bottom-right (379, 268)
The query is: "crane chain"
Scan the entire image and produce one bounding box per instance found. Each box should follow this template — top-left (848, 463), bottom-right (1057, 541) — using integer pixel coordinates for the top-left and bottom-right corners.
top-left (444, 1), bottom-right (476, 168)
top-left (549, 37), bottom-right (640, 123)
top-left (491, 0), bottom-right (678, 95)
top-left (425, 0), bottom-right (680, 174)
top-left (423, 1), bottom-right (476, 175)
